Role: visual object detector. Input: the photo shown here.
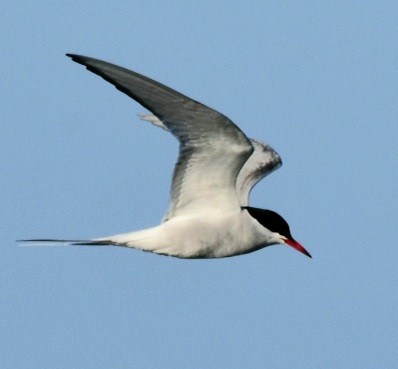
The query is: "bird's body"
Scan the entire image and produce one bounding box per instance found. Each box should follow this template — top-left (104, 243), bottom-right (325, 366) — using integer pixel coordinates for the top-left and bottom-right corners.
top-left (21, 54), bottom-right (311, 259)
top-left (94, 207), bottom-right (276, 259)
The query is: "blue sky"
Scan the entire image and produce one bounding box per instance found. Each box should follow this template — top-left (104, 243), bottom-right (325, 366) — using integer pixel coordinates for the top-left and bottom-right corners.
top-left (2, 2), bottom-right (397, 368)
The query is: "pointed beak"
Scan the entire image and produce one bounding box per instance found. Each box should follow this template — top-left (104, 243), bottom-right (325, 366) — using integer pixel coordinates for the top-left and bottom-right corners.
top-left (284, 239), bottom-right (312, 258)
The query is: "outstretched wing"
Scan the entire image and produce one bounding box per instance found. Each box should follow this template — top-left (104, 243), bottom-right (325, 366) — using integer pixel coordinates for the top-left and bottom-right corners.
top-left (140, 115), bottom-right (282, 208)
top-left (67, 54), bottom-right (253, 219)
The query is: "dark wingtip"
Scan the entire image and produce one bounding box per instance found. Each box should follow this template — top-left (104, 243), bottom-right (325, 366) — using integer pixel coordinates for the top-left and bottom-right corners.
top-left (66, 53), bottom-right (86, 64)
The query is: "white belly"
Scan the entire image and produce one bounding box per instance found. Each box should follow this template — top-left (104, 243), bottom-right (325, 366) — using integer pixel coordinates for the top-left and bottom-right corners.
top-left (102, 210), bottom-right (271, 258)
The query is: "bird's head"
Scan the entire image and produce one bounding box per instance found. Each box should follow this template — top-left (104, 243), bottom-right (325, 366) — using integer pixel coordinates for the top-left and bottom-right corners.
top-left (244, 207), bottom-right (312, 258)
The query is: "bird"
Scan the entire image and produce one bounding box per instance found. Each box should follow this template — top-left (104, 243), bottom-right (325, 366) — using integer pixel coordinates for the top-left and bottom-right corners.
top-left (21, 54), bottom-right (311, 259)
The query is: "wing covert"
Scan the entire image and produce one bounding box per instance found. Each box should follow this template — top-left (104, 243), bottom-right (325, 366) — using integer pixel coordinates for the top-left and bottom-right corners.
top-left (140, 115), bottom-right (282, 208)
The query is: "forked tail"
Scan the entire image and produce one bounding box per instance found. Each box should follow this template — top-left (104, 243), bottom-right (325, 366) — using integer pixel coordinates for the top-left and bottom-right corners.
top-left (17, 239), bottom-right (119, 247)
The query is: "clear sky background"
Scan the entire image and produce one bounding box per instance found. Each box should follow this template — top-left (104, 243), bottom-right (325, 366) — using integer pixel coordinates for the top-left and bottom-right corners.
top-left (2, 2), bottom-right (397, 368)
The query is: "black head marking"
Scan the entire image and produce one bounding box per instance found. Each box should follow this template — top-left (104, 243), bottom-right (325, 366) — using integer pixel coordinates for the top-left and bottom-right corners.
top-left (243, 206), bottom-right (294, 240)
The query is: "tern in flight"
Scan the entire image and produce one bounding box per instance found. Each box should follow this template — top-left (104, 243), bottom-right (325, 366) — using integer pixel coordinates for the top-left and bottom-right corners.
top-left (22, 54), bottom-right (311, 259)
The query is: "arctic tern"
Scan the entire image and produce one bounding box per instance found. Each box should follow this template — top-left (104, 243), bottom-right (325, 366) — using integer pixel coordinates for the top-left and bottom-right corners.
top-left (22, 54), bottom-right (311, 259)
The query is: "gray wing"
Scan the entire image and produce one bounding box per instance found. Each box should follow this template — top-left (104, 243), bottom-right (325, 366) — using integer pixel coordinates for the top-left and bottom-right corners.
top-left (140, 115), bottom-right (282, 208)
top-left (67, 54), bottom-right (253, 219)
